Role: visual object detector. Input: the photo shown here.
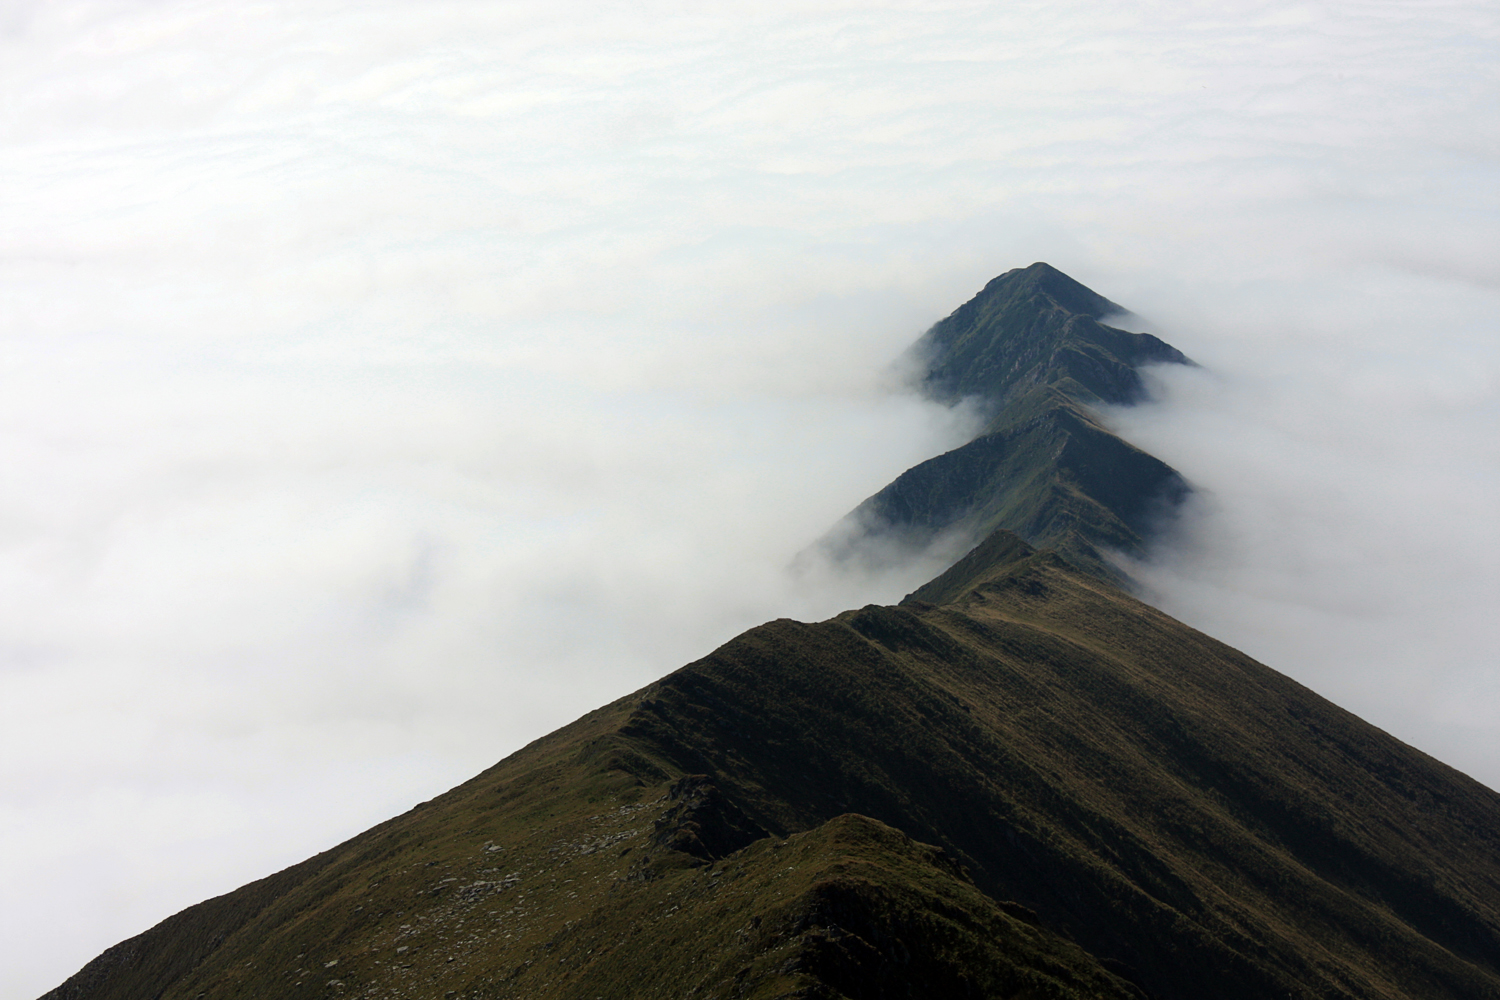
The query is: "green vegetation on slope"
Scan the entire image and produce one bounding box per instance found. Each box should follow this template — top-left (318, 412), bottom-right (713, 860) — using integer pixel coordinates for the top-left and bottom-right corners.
top-left (44, 677), bottom-right (1136, 1000)
top-left (46, 549), bottom-right (1500, 1000)
top-left (618, 552), bottom-right (1500, 1000)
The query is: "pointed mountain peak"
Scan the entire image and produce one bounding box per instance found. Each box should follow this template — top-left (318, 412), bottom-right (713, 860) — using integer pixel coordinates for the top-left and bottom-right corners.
top-left (914, 265), bottom-right (1186, 410)
top-left (980, 262), bottom-right (1125, 320)
top-left (806, 266), bottom-right (1194, 586)
top-left (900, 528), bottom-right (1039, 606)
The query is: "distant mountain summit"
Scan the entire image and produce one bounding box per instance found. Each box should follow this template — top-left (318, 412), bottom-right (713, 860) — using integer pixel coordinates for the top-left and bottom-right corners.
top-left (914, 262), bottom-right (1186, 409)
top-left (44, 267), bottom-right (1500, 1000)
top-left (819, 262), bottom-right (1192, 584)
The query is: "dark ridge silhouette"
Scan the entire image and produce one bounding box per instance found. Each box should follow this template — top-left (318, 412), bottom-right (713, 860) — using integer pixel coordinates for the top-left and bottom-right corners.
top-left (816, 263), bottom-right (1193, 584)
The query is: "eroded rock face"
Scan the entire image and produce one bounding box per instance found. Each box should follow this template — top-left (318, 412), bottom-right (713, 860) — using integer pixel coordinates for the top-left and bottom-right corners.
top-left (652, 774), bottom-right (768, 861)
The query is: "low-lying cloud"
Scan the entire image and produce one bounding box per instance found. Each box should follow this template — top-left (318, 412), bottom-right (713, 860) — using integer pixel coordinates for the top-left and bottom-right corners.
top-left (1105, 265), bottom-right (1500, 785)
top-left (3, 0), bottom-right (1498, 995)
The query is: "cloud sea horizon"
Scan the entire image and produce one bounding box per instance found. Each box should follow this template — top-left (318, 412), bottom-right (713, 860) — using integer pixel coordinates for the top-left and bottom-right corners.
top-left (4, 1), bottom-right (1498, 995)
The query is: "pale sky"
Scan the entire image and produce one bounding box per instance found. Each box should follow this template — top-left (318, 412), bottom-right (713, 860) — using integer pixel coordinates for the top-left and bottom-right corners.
top-left (4, 2), bottom-right (1498, 996)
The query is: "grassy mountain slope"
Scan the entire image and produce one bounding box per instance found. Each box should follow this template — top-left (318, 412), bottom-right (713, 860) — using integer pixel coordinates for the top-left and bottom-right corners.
top-left (823, 263), bottom-right (1192, 581)
top-left (44, 649), bottom-right (1137, 1000)
top-left (46, 543), bottom-right (1500, 1000)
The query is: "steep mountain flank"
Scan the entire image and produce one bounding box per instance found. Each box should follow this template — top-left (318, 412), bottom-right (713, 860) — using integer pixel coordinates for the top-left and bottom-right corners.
top-left (823, 263), bottom-right (1192, 582)
top-left (623, 547), bottom-right (1500, 1000)
top-left (45, 544), bottom-right (1500, 1000)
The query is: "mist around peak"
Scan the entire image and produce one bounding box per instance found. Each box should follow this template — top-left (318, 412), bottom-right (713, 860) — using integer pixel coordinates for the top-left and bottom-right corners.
top-left (6, 0), bottom-right (1500, 996)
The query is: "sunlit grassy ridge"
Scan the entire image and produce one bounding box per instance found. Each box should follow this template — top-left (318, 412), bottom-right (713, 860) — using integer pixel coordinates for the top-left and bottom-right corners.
top-left (46, 542), bottom-right (1500, 1000)
top-left (625, 548), bottom-right (1500, 999)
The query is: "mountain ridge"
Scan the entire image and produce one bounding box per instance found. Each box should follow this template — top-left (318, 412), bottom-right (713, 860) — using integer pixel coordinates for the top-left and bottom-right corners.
top-left (817, 262), bottom-right (1192, 584)
top-left (45, 545), bottom-right (1500, 1000)
top-left (43, 266), bottom-right (1500, 1000)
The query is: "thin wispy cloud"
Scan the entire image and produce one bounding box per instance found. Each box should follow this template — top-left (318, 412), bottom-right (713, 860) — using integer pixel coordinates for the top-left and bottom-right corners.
top-left (3, 1), bottom-right (1497, 995)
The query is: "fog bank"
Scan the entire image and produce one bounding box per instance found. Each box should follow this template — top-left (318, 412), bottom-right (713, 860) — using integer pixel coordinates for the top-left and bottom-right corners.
top-left (4, 1), bottom-right (1498, 995)
top-left (1108, 266), bottom-right (1500, 789)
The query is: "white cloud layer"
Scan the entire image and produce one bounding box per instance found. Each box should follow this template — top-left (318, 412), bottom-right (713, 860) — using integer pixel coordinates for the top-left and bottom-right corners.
top-left (3, 1), bottom-right (1497, 995)
top-left (1107, 265), bottom-right (1500, 786)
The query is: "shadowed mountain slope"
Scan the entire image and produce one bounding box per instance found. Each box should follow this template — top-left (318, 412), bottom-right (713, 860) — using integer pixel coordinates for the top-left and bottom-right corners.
top-left (45, 542), bottom-right (1500, 1000)
top-left (820, 263), bottom-right (1192, 582)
